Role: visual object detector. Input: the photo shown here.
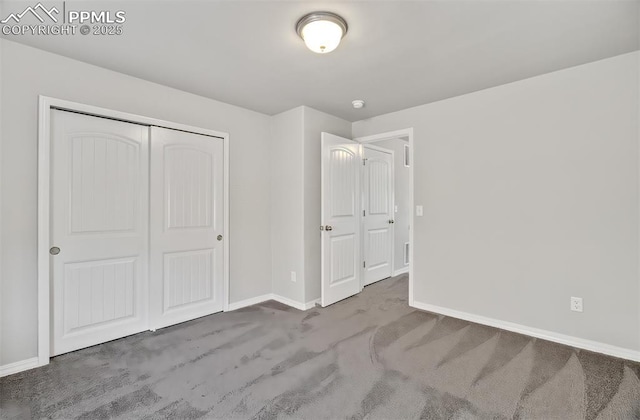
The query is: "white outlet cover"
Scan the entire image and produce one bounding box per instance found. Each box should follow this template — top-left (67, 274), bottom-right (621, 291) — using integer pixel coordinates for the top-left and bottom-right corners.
top-left (416, 205), bottom-right (424, 216)
top-left (570, 297), bottom-right (583, 312)
top-left (291, 271), bottom-right (297, 283)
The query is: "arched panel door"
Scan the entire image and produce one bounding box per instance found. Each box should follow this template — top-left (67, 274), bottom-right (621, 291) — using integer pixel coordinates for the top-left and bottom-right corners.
top-left (149, 127), bottom-right (224, 329)
top-left (50, 110), bottom-right (149, 356)
top-left (321, 132), bottom-right (362, 306)
top-left (363, 146), bottom-right (394, 285)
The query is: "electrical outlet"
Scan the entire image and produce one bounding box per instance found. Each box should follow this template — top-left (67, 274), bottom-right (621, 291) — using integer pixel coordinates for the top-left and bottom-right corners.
top-left (290, 271), bottom-right (297, 283)
top-left (570, 297), bottom-right (583, 312)
top-left (416, 205), bottom-right (423, 217)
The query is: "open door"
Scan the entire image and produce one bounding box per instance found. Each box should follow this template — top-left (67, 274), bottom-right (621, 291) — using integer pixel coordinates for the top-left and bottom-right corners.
top-left (363, 145), bottom-right (394, 285)
top-left (321, 132), bottom-right (362, 307)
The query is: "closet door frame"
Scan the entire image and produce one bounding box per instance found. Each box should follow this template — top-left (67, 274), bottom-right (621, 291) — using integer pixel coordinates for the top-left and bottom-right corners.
top-left (37, 95), bottom-right (230, 367)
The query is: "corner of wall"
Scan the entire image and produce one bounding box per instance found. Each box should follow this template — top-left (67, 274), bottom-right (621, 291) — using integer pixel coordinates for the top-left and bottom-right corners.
top-left (637, 48), bottom-right (640, 353)
top-left (0, 37), bottom-right (4, 365)
top-left (301, 107), bottom-right (352, 304)
top-left (269, 107), bottom-right (305, 304)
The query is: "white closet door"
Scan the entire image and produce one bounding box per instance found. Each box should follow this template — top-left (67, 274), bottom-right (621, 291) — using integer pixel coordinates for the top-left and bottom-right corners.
top-left (363, 146), bottom-right (394, 285)
top-left (51, 110), bottom-right (149, 356)
top-left (321, 132), bottom-right (362, 307)
top-left (149, 127), bottom-right (224, 329)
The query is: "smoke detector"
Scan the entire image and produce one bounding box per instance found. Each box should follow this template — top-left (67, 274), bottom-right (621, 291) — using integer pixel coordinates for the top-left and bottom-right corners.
top-left (352, 100), bottom-right (365, 109)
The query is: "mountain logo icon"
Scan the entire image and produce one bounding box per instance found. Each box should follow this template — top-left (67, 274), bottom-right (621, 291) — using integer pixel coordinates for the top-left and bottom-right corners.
top-left (1, 3), bottom-right (60, 24)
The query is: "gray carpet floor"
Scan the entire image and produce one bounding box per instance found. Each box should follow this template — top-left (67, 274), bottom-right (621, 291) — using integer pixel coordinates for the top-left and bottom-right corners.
top-left (1, 275), bottom-right (640, 419)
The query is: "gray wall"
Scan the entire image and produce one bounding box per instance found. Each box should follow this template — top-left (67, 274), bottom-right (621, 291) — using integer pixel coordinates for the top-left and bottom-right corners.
top-left (368, 138), bottom-right (410, 273)
top-left (2, 40), bottom-right (638, 368)
top-left (269, 106), bottom-right (351, 305)
top-left (270, 107), bottom-right (305, 302)
top-left (0, 40), bottom-right (273, 365)
top-left (353, 52), bottom-right (640, 351)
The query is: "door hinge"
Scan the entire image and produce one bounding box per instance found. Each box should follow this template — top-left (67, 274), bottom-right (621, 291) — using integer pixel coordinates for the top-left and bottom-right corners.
top-left (362, 158), bottom-right (367, 165)
top-left (363, 261), bottom-right (366, 268)
top-left (363, 210), bottom-right (366, 217)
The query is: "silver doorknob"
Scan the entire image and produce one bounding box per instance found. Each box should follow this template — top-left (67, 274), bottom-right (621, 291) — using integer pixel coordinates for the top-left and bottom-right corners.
top-left (50, 247), bottom-right (60, 255)
top-left (217, 235), bottom-right (223, 241)
top-left (325, 225), bottom-right (333, 231)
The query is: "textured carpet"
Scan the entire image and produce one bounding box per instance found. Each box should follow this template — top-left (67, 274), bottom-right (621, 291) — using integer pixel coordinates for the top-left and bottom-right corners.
top-left (1, 275), bottom-right (640, 419)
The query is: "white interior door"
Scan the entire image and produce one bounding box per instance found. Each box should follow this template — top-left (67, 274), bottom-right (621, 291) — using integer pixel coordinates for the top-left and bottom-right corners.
top-left (51, 110), bottom-right (149, 356)
top-left (149, 127), bottom-right (224, 329)
top-left (363, 146), bottom-right (394, 285)
top-left (321, 132), bottom-right (362, 306)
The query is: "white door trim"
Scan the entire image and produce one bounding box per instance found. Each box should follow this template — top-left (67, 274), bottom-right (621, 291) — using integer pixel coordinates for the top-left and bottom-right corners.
top-left (354, 128), bottom-right (414, 305)
top-left (362, 144), bottom-right (395, 288)
top-left (37, 95), bottom-right (230, 368)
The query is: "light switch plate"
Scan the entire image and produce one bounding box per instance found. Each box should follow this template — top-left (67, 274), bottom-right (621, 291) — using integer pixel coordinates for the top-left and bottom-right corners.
top-left (416, 205), bottom-right (423, 216)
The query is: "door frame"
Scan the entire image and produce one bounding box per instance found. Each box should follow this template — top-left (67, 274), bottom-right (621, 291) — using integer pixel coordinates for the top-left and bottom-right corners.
top-left (354, 128), bottom-right (414, 305)
top-left (37, 95), bottom-right (230, 367)
top-left (361, 144), bottom-right (395, 288)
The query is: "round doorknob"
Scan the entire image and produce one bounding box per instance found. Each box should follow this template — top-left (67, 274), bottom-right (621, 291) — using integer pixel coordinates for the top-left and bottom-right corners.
top-left (50, 247), bottom-right (61, 255)
top-left (325, 225), bottom-right (333, 231)
top-left (217, 235), bottom-right (223, 241)
top-left (388, 220), bottom-right (395, 224)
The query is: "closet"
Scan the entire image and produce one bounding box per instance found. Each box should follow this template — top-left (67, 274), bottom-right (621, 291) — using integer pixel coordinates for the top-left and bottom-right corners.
top-left (50, 110), bottom-right (225, 355)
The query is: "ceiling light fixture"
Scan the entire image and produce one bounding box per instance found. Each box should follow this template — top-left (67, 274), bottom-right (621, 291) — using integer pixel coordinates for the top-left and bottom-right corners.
top-left (352, 100), bottom-right (365, 109)
top-left (296, 11), bottom-right (348, 54)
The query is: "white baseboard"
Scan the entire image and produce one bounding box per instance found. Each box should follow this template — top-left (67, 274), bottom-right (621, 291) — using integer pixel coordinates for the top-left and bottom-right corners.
top-left (3, 294), bottom-right (315, 377)
top-left (303, 299), bottom-right (321, 310)
top-left (227, 294), bottom-right (273, 311)
top-left (0, 357), bottom-right (39, 378)
top-left (272, 294), bottom-right (319, 311)
top-left (393, 267), bottom-right (410, 277)
top-left (411, 300), bottom-right (640, 363)
top-left (228, 294), bottom-right (318, 312)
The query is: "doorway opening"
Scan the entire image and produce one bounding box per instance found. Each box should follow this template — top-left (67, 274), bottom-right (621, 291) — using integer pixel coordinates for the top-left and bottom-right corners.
top-left (320, 128), bottom-right (414, 307)
top-left (357, 130), bottom-right (413, 305)
top-left (362, 138), bottom-right (410, 287)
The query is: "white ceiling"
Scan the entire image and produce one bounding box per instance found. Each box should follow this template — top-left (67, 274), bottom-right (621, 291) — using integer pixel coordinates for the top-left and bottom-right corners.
top-left (2, 0), bottom-right (639, 121)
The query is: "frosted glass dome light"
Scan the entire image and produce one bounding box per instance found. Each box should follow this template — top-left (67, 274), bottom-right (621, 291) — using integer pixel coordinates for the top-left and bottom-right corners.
top-left (296, 12), bottom-right (348, 54)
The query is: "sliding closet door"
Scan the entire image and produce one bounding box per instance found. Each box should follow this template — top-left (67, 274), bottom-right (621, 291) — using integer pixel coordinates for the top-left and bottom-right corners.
top-left (50, 110), bottom-right (149, 356)
top-left (149, 127), bottom-right (225, 329)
